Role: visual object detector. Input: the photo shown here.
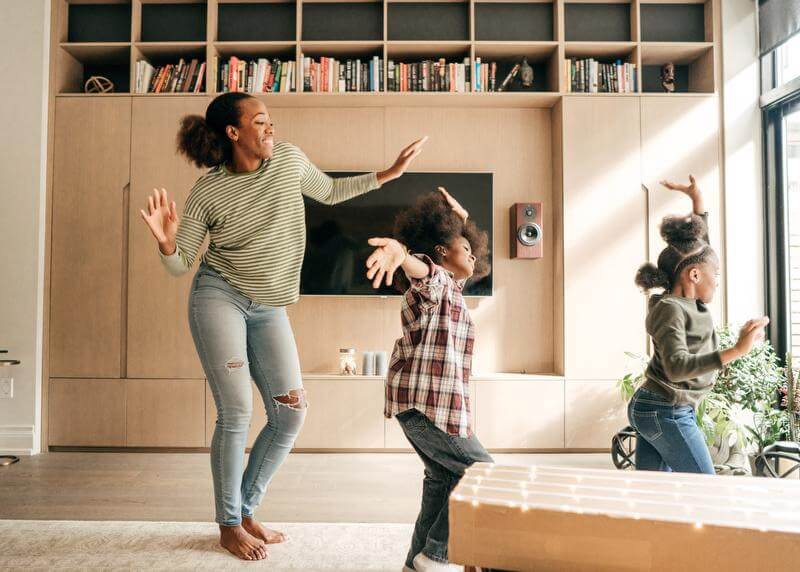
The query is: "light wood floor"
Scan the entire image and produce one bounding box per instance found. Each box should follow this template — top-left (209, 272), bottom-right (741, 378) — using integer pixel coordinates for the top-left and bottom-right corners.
top-left (0, 452), bottom-right (612, 523)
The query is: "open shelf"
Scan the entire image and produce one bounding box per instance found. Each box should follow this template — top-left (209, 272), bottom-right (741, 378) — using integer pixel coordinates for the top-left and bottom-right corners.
top-left (640, 42), bottom-right (713, 93)
top-left (474, 43), bottom-right (560, 92)
top-left (565, 2), bottom-right (633, 42)
top-left (640, 1), bottom-right (710, 43)
top-left (474, 1), bottom-right (555, 42)
top-left (302, 1), bottom-right (383, 41)
top-left (57, 42), bottom-right (131, 94)
top-left (387, 1), bottom-right (470, 42)
top-left (66, 2), bottom-right (132, 43)
top-left (138, 1), bottom-right (207, 42)
top-left (217, 1), bottom-right (296, 42)
top-left (54, 0), bottom-right (717, 97)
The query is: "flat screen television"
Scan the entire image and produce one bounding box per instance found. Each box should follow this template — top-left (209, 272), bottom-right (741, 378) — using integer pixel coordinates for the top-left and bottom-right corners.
top-left (301, 172), bottom-right (493, 296)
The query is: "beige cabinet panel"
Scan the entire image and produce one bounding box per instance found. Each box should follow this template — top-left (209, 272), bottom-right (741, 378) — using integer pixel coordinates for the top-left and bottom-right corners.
top-left (125, 379), bottom-right (206, 447)
top-left (126, 97), bottom-right (210, 379)
top-left (564, 380), bottom-right (628, 449)
top-left (294, 377), bottom-right (385, 449)
top-left (475, 379), bottom-right (565, 449)
top-left (49, 379), bottom-right (125, 446)
top-left (50, 98), bottom-right (131, 378)
top-left (204, 382), bottom-right (268, 448)
top-left (562, 96), bottom-right (647, 379)
top-left (641, 96), bottom-right (723, 321)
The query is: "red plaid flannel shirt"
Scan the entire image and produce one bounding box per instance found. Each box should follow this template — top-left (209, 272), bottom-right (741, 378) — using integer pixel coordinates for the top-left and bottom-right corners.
top-left (385, 254), bottom-right (474, 437)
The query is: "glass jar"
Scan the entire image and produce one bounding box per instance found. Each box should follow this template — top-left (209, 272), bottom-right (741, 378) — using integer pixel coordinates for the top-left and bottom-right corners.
top-left (339, 348), bottom-right (357, 375)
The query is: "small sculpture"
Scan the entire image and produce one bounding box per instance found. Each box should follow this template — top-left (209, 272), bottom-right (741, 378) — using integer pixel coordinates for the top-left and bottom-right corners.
top-left (519, 57), bottom-right (534, 88)
top-left (659, 62), bottom-right (675, 93)
top-left (84, 75), bottom-right (115, 94)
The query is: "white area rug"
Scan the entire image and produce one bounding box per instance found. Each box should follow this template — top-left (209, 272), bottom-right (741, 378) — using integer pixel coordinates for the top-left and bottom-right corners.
top-left (0, 520), bottom-right (414, 571)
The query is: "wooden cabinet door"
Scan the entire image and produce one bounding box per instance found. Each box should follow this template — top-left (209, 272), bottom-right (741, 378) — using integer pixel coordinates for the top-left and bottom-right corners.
top-left (641, 96), bottom-right (723, 321)
top-left (125, 379), bottom-right (206, 447)
top-left (50, 98), bottom-right (131, 378)
top-left (127, 97), bottom-right (210, 379)
top-left (562, 96), bottom-right (648, 379)
top-left (49, 379), bottom-right (126, 446)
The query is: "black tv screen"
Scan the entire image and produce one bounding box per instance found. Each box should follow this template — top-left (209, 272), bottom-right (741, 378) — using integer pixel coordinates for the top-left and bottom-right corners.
top-left (301, 172), bottom-right (493, 296)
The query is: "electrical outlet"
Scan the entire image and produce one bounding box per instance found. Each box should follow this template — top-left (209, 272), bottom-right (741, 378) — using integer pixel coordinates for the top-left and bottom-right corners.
top-left (0, 378), bottom-right (12, 399)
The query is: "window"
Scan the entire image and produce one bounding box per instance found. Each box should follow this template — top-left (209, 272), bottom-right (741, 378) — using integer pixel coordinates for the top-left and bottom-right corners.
top-left (776, 32), bottom-right (800, 87)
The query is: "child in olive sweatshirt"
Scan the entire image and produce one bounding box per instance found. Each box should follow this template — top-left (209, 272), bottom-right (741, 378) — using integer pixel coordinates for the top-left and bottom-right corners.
top-left (630, 176), bottom-right (769, 474)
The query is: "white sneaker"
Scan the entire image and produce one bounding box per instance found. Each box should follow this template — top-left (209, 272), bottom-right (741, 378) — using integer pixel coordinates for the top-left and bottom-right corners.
top-left (412, 553), bottom-right (464, 572)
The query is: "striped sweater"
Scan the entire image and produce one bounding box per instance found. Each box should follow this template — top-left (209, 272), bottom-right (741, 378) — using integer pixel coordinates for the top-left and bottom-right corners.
top-left (160, 141), bottom-right (379, 306)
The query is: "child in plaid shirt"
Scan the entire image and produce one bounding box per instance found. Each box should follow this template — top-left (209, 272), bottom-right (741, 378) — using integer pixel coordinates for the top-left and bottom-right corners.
top-left (366, 188), bottom-right (493, 572)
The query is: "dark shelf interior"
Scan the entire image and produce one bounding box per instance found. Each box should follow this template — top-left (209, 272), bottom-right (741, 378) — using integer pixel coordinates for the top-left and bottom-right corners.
top-left (641, 4), bottom-right (706, 43)
top-left (141, 3), bottom-right (207, 42)
top-left (565, 3), bottom-right (631, 42)
top-left (303, 3), bottom-right (383, 41)
top-left (388, 3), bottom-right (469, 41)
top-left (475, 3), bottom-right (554, 42)
top-left (68, 4), bottom-right (131, 43)
top-left (642, 64), bottom-right (690, 93)
top-left (218, 2), bottom-right (296, 42)
top-left (82, 63), bottom-right (130, 93)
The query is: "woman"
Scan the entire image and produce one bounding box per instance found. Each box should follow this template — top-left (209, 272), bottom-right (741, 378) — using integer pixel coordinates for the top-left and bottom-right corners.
top-left (140, 92), bottom-right (426, 561)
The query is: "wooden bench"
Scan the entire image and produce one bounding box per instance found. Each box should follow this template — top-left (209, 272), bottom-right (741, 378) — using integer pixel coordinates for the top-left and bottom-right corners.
top-left (449, 463), bottom-right (800, 571)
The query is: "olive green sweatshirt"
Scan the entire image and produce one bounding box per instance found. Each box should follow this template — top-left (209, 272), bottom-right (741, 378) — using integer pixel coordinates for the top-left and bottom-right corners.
top-left (641, 293), bottom-right (722, 408)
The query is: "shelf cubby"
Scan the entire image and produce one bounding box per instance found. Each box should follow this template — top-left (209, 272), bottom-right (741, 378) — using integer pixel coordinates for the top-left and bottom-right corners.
top-left (302, 1), bottom-right (383, 41)
top-left (217, 1), bottom-right (297, 42)
top-left (387, 1), bottom-right (469, 42)
top-left (474, 42), bottom-right (559, 92)
top-left (640, 0), bottom-right (710, 43)
top-left (57, 43), bottom-right (131, 94)
top-left (474, 1), bottom-right (555, 42)
top-left (565, 1), bottom-right (633, 42)
top-left (138, 1), bottom-right (208, 42)
top-left (66, 1), bottom-right (132, 43)
top-left (640, 42), bottom-right (713, 93)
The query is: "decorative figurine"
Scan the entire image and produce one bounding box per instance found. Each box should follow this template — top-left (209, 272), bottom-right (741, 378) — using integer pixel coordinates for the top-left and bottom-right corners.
top-left (519, 56), bottom-right (534, 88)
top-left (659, 62), bottom-right (675, 93)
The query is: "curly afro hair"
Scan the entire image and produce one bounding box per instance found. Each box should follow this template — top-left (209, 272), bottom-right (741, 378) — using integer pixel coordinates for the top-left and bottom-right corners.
top-left (392, 191), bottom-right (490, 291)
top-left (635, 213), bottom-right (717, 293)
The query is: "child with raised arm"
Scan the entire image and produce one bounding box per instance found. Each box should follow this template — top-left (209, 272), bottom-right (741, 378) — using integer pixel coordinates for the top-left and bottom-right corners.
top-left (365, 188), bottom-right (492, 572)
top-left (630, 176), bottom-right (769, 474)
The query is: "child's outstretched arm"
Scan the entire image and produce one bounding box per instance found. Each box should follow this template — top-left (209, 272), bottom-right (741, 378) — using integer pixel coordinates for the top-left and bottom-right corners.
top-left (365, 237), bottom-right (428, 288)
top-left (660, 174), bottom-right (705, 216)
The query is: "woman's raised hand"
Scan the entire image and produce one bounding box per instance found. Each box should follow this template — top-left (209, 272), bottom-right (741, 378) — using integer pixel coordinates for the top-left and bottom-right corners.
top-left (365, 237), bottom-right (407, 288)
top-left (140, 187), bottom-right (179, 255)
top-left (377, 136), bottom-right (428, 185)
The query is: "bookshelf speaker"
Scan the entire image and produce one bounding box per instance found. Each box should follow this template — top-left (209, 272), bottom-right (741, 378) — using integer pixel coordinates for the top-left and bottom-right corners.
top-left (510, 202), bottom-right (543, 259)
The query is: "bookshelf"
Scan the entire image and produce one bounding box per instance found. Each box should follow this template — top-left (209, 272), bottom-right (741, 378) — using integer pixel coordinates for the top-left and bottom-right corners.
top-left (54, 0), bottom-right (718, 101)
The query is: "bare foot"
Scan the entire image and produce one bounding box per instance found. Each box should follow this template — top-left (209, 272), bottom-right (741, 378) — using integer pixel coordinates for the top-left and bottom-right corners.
top-left (219, 524), bottom-right (268, 561)
top-left (242, 516), bottom-right (288, 544)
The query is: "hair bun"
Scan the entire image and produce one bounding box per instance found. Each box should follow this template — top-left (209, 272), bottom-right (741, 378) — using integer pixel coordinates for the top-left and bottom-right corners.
top-left (635, 262), bottom-right (670, 292)
top-left (660, 214), bottom-right (706, 246)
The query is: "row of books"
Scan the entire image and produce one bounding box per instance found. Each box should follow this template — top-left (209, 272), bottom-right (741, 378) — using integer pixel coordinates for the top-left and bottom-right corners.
top-left (300, 56), bottom-right (383, 93)
top-left (387, 58), bottom-right (471, 92)
top-left (213, 57), bottom-right (295, 93)
top-left (386, 58), bottom-right (537, 93)
top-left (135, 58), bottom-right (205, 94)
top-left (566, 58), bottom-right (638, 93)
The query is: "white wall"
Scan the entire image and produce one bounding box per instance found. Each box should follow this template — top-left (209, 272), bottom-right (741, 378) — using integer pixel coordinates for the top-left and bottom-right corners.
top-left (0, 0), bottom-right (50, 454)
top-left (721, 0), bottom-right (766, 325)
